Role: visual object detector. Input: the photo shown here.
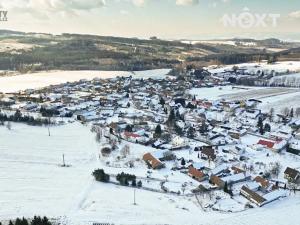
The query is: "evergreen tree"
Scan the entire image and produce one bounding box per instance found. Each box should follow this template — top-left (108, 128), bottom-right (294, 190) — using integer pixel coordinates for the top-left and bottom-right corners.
top-left (159, 97), bottom-right (165, 106)
top-left (31, 216), bottom-right (42, 225)
top-left (175, 110), bottom-right (181, 120)
top-left (199, 121), bottom-right (208, 133)
top-left (92, 169), bottom-right (110, 182)
top-left (181, 158), bottom-right (186, 166)
top-left (167, 109), bottom-right (175, 127)
top-left (223, 182), bottom-right (229, 193)
top-left (164, 107), bottom-right (168, 114)
top-left (21, 217), bottom-right (28, 225)
top-left (257, 117), bottom-right (263, 128)
top-left (15, 218), bottom-right (22, 225)
top-left (9, 221), bottom-right (14, 225)
top-left (125, 124), bottom-right (133, 132)
top-left (187, 126), bottom-right (195, 138)
top-left (42, 217), bottom-right (51, 225)
top-left (132, 179), bottom-right (137, 187)
top-left (137, 180), bottom-right (142, 187)
top-left (154, 124), bottom-right (162, 138)
top-left (264, 123), bottom-right (271, 133)
top-left (290, 108), bottom-right (294, 118)
top-left (259, 124), bottom-right (264, 135)
top-left (174, 124), bottom-right (183, 136)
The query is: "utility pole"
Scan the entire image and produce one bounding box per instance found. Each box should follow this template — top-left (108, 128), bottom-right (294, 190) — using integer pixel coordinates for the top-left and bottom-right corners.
top-left (133, 189), bottom-right (137, 205)
top-left (62, 154), bottom-right (65, 167)
top-left (47, 117), bottom-right (51, 136)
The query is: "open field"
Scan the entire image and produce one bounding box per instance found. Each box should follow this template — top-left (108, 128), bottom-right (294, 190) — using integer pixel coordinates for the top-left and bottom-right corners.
top-left (1, 123), bottom-right (300, 225)
top-left (190, 86), bottom-right (300, 113)
top-left (207, 61), bottom-right (300, 75)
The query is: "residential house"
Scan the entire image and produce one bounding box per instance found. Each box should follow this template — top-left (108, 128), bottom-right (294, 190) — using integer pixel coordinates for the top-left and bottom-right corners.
top-left (240, 186), bottom-right (266, 207)
top-left (142, 153), bottom-right (164, 170)
top-left (188, 166), bottom-right (206, 181)
top-left (231, 166), bottom-right (245, 174)
top-left (257, 139), bottom-right (287, 152)
top-left (254, 176), bottom-right (274, 192)
top-left (201, 146), bottom-right (216, 161)
top-left (288, 139), bottom-right (300, 155)
top-left (222, 172), bottom-right (251, 186)
top-left (284, 167), bottom-right (300, 183)
top-left (210, 175), bottom-right (225, 188)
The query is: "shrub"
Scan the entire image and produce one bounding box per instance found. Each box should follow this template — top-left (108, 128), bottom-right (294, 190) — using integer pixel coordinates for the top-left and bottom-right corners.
top-left (116, 172), bottom-right (136, 186)
top-left (92, 169), bottom-right (110, 182)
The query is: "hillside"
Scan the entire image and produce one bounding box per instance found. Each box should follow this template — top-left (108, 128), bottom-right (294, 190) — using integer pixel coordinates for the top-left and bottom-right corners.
top-left (0, 30), bottom-right (288, 72)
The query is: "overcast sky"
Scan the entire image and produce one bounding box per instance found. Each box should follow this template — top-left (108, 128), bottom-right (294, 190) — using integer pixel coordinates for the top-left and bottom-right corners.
top-left (0, 0), bottom-right (299, 40)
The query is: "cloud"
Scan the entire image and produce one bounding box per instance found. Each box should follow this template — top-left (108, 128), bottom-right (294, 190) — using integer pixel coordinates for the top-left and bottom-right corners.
top-left (289, 10), bottom-right (300, 19)
top-left (120, 9), bottom-right (129, 15)
top-left (0, 0), bottom-right (106, 15)
top-left (132, 0), bottom-right (146, 7)
top-left (176, 0), bottom-right (199, 6)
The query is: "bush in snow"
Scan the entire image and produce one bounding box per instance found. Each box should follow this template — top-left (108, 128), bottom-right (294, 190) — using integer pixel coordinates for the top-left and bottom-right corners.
top-left (116, 172), bottom-right (136, 186)
top-left (92, 169), bottom-right (110, 183)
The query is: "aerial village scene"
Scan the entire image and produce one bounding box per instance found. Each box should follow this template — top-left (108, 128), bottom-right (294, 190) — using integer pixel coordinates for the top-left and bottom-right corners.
top-left (1, 60), bottom-right (300, 225)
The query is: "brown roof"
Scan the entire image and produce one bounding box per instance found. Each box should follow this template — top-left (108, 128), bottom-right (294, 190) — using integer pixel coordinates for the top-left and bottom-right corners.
top-left (201, 146), bottom-right (216, 160)
top-left (241, 186), bottom-right (266, 205)
top-left (210, 175), bottom-right (224, 187)
top-left (188, 167), bottom-right (205, 179)
top-left (231, 166), bottom-right (245, 174)
top-left (284, 167), bottom-right (300, 180)
top-left (254, 176), bottom-right (270, 188)
top-left (143, 153), bottom-right (163, 169)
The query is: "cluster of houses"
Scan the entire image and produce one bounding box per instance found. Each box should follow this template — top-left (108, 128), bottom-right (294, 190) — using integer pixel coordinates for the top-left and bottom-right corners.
top-left (1, 70), bottom-right (300, 209)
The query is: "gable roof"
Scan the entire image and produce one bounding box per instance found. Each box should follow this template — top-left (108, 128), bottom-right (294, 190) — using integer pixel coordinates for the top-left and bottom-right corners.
top-left (284, 167), bottom-right (300, 180)
top-left (210, 175), bottom-right (224, 187)
top-left (257, 139), bottom-right (275, 148)
top-left (143, 153), bottom-right (163, 169)
top-left (241, 186), bottom-right (266, 205)
top-left (201, 146), bottom-right (216, 160)
top-left (188, 167), bottom-right (205, 179)
top-left (124, 132), bottom-right (141, 138)
top-left (254, 176), bottom-right (270, 189)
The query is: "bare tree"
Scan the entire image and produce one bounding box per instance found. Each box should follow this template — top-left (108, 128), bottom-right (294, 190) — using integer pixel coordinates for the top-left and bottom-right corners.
top-left (95, 129), bottom-right (102, 143)
top-left (6, 121), bottom-right (11, 130)
top-left (121, 144), bottom-right (130, 158)
top-left (269, 108), bottom-right (274, 122)
top-left (296, 107), bottom-right (300, 118)
top-left (282, 107), bottom-right (290, 117)
top-left (270, 162), bottom-right (281, 178)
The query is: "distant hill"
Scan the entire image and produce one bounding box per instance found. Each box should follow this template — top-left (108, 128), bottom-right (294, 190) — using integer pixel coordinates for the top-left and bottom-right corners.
top-left (0, 30), bottom-right (298, 72)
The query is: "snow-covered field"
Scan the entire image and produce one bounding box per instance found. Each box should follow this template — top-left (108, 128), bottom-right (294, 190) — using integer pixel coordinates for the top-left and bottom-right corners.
top-left (190, 86), bottom-right (300, 113)
top-left (1, 122), bottom-right (300, 225)
top-left (207, 61), bottom-right (300, 75)
top-left (0, 69), bottom-right (171, 93)
top-left (269, 73), bottom-right (300, 87)
top-left (0, 40), bottom-right (37, 53)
